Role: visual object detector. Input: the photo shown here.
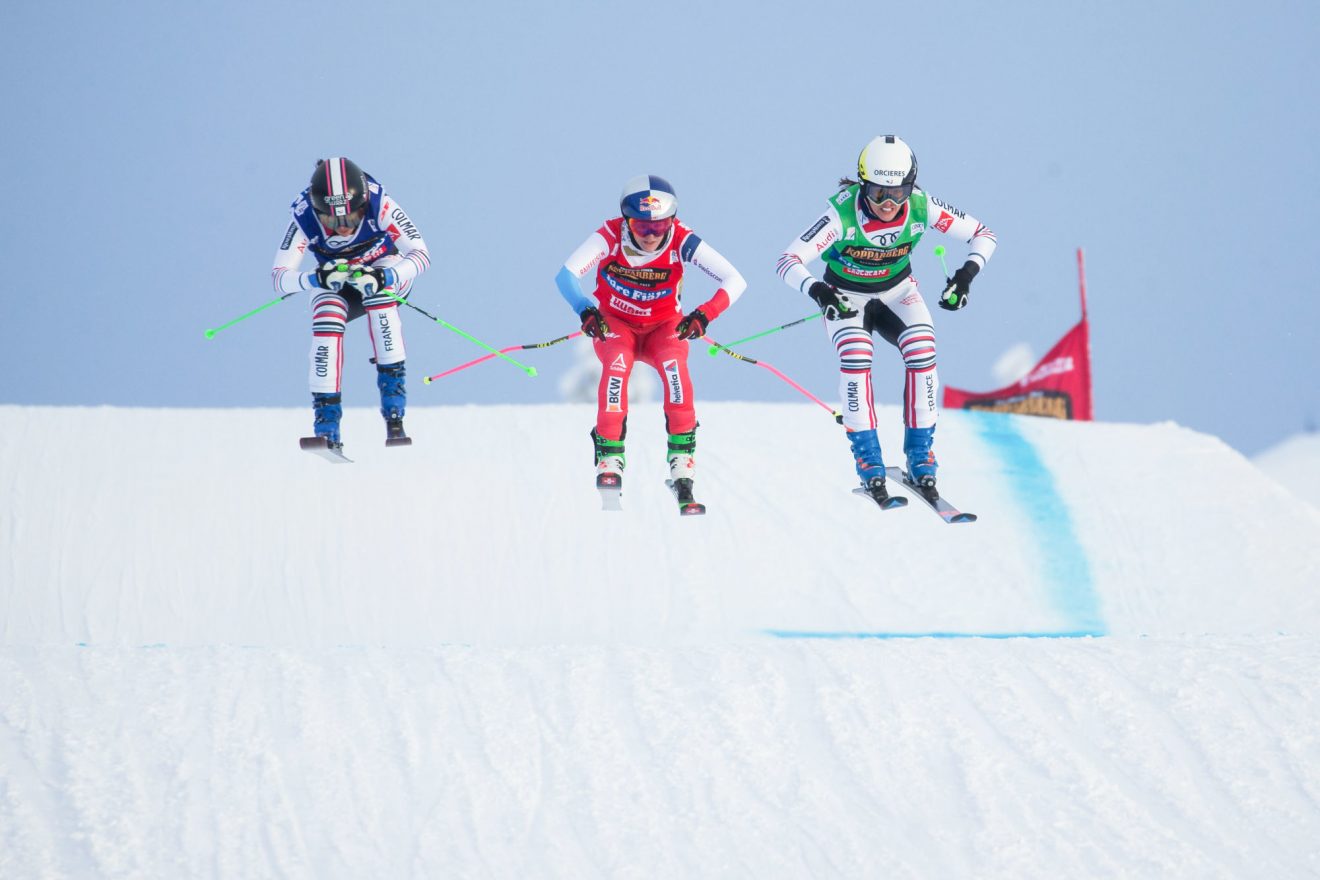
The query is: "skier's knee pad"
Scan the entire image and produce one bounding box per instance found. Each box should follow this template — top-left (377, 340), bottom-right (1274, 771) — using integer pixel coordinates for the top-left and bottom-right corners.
top-left (311, 291), bottom-right (349, 336)
top-left (898, 324), bottom-right (936, 370)
top-left (832, 326), bottom-right (873, 372)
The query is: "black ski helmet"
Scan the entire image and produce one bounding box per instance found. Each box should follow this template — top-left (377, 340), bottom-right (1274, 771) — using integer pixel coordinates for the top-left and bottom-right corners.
top-left (309, 157), bottom-right (369, 223)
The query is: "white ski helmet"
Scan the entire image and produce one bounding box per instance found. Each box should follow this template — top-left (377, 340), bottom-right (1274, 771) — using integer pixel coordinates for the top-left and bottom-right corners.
top-left (620, 174), bottom-right (678, 220)
top-left (857, 135), bottom-right (918, 193)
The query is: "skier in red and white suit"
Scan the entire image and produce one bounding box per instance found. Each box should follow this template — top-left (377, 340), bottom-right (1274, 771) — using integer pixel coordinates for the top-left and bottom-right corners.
top-left (555, 175), bottom-right (746, 496)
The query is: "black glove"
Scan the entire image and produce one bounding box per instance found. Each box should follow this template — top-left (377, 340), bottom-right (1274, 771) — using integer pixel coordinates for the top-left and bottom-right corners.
top-left (939, 262), bottom-right (980, 311)
top-left (315, 260), bottom-right (352, 291)
top-left (807, 281), bottom-right (858, 320)
top-left (579, 307), bottom-right (609, 340)
top-left (675, 309), bottom-right (709, 341)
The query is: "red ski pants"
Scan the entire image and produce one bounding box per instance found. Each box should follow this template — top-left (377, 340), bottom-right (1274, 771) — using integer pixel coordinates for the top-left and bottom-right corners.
top-left (593, 317), bottom-right (696, 441)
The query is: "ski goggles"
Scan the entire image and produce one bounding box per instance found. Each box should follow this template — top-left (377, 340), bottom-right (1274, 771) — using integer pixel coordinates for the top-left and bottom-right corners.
top-left (628, 217), bottom-right (674, 239)
top-left (862, 181), bottom-right (913, 206)
top-left (318, 206), bottom-right (365, 233)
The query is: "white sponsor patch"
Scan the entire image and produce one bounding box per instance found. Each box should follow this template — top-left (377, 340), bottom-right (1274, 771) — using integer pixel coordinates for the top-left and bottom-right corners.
top-left (606, 375), bottom-right (624, 412)
top-left (663, 359), bottom-right (684, 405)
top-left (609, 294), bottom-right (651, 317)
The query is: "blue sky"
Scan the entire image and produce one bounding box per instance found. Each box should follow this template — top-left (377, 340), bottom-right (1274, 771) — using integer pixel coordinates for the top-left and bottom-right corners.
top-left (2, 0), bottom-right (1316, 455)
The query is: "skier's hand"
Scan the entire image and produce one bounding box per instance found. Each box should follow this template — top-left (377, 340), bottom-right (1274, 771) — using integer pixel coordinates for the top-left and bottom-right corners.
top-left (315, 260), bottom-right (353, 291)
top-left (939, 263), bottom-right (979, 311)
top-left (675, 309), bottom-right (709, 341)
top-left (579, 307), bottom-right (609, 340)
top-left (808, 281), bottom-right (858, 321)
top-left (347, 265), bottom-right (394, 297)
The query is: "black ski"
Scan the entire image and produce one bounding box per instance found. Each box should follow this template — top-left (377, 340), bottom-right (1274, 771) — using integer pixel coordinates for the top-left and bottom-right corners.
top-left (597, 472), bottom-right (623, 511)
top-left (385, 418), bottom-right (412, 447)
top-left (666, 478), bottom-right (707, 516)
top-left (851, 477), bottom-right (909, 511)
top-left (884, 467), bottom-right (976, 524)
top-left (300, 436), bottom-right (353, 464)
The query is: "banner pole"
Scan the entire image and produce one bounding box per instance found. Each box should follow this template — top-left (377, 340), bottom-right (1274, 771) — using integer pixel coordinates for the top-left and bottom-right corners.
top-left (1077, 246), bottom-right (1088, 321)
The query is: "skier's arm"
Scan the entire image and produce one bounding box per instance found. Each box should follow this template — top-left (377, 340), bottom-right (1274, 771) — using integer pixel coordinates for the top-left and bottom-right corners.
top-left (775, 210), bottom-right (842, 296)
top-left (556, 231), bottom-right (609, 315)
top-left (926, 193), bottom-right (997, 272)
top-left (680, 233), bottom-right (746, 321)
top-left (377, 194), bottom-right (431, 286)
top-left (271, 220), bottom-right (318, 294)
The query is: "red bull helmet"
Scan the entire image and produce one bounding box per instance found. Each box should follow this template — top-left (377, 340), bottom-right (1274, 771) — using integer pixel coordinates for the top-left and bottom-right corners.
top-left (620, 174), bottom-right (678, 220)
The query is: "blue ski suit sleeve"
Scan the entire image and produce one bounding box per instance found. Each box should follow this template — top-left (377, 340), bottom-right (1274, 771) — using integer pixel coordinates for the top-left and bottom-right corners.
top-left (556, 265), bottom-right (593, 315)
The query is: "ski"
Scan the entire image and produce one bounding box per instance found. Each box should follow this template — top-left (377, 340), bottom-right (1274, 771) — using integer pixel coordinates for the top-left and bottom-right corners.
top-left (300, 436), bottom-right (353, 464)
top-left (666, 478), bottom-right (707, 516)
top-left (885, 467), bottom-right (976, 524)
top-left (851, 482), bottom-right (909, 511)
top-left (597, 473), bottom-right (623, 511)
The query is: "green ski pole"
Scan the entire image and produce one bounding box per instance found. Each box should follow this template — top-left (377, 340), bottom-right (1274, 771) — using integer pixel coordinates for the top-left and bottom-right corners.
top-left (375, 282), bottom-right (537, 377)
top-left (204, 290), bottom-right (300, 339)
top-left (706, 312), bottom-right (822, 357)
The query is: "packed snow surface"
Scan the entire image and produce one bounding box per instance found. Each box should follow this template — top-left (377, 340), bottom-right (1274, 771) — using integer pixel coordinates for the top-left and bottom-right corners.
top-left (3, 403), bottom-right (1319, 878)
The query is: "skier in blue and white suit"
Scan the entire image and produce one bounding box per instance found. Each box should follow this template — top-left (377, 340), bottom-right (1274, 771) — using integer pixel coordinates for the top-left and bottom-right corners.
top-left (271, 157), bottom-right (431, 447)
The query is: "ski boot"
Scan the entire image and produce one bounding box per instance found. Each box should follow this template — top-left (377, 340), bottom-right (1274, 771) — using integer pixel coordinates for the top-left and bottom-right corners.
top-left (592, 429), bottom-right (626, 510)
top-left (903, 425), bottom-right (939, 502)
top-left (312, 393), bottom-right (342, 445)
top-left (299, 392), bottom-right (351, 461)
top-left (377, 361), bottom-right (411, 447)
top-left (849, 428), bottom-right (905, 510)
top-left (666, 427), bottom-right (705, 516)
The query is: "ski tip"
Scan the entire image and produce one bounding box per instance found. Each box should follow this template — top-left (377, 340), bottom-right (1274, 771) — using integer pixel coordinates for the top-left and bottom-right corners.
top-left (949, 512), bottom-right (978, 524)
top-left (385, 437), bottom-right (413, 447)
top-left (678, 503), bottom-right (707, 516)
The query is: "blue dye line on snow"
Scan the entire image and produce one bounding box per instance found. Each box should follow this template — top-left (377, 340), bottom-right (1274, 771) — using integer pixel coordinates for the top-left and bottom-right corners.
top-left (765, 411), bottom-right (1106, 642)
top-left (970, 411), bottom-right (1106, 634)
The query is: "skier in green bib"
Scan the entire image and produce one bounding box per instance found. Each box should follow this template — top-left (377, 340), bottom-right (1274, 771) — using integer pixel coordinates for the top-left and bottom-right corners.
top-left (775, 135), bottom-right (997, 504)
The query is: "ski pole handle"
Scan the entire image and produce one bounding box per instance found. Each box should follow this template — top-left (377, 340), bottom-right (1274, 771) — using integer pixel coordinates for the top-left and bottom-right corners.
top-left (204, 291), bottom-right (300, 339)
top-left (707, 312), bottom-right (822, 356)
top-left (933, 244), bottom-right (950, 278)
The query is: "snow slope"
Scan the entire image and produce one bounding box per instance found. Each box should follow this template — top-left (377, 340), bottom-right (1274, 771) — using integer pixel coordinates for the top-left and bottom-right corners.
top-left (2, 403), bottom-right (1319, 878)
top-left (1255, 432), bottom-right (1320, 512)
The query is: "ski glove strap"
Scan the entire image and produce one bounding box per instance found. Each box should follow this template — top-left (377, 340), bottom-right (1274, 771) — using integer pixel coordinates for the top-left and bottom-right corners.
top-left (808, 281), bottom-right (858, 321)
top-left (675, 309), bottom-right (709, 341)
top-left (580, 307), bottom-right (609, 340)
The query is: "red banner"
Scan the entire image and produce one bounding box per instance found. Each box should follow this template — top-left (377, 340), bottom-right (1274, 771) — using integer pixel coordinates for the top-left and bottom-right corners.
top-left (943, 317), bottom-right (1093, 420)
top-left (944, 248), bottom-right (1093, 420)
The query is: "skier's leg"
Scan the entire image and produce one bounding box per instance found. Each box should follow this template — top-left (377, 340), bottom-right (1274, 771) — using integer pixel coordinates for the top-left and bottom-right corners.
top-left (594, 322), bottom-right (636, 442)
top-left (826, 309), bottom-right (877, 432)
top-left (308, 290), bottom-right (349, 442)
top-left (640, 322), bottom-right (699, 480)
top-left (823, 308), bottom-right (886, 483)
top-left (870, 279), bottom-right (940, 483)
top-left (641, 323), bottom-right (697, 434)
top-left (364, 282), bottom-right (408, 423)
top-left (592, 323), bottom-right (638, 479)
